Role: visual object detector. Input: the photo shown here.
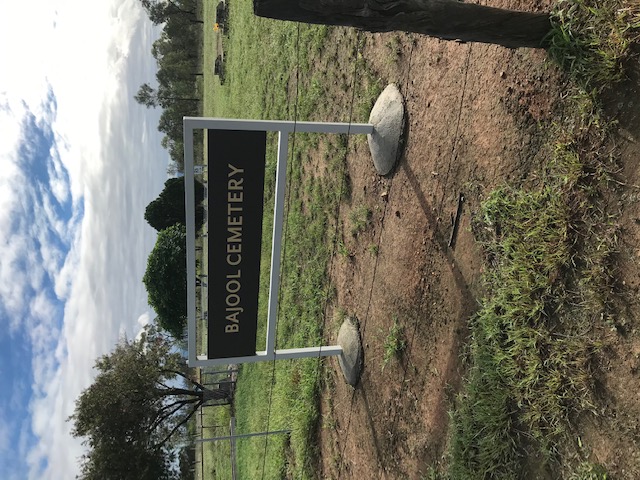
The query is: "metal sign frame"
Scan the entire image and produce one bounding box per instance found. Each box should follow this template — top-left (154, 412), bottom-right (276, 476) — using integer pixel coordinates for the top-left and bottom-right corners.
top-left (183, 117), bottom-right (373, 367)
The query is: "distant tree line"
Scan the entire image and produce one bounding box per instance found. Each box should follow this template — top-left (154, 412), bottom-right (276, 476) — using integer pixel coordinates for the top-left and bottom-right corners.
top-left (136, 0), bottom-right (203, 172)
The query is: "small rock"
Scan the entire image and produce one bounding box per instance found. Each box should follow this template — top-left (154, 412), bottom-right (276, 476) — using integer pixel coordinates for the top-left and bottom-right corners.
top-left (381, 190), bottom-right (389, 201)
top-left (500, 71), bottom-right (507, 79)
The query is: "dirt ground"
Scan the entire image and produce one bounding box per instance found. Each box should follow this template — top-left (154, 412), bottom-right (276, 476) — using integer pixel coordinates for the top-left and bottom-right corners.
top-left (312, 6), bottom-right (640, 479)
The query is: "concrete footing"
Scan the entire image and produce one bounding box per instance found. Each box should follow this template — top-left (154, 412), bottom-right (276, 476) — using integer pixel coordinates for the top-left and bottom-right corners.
top-left (337, 318), bottom-right (363, 387)
top-left (367, 84), bottom-right (406, 175)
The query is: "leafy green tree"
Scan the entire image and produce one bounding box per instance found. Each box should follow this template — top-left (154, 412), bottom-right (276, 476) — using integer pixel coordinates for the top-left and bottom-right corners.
top-left (152, 31), bottom-right (196, 61)
top-left (156, 55), bottom-right (203, 83)
top-left (144, 177), bottom-right (205, 232)
top-left (75, 440), bottom-right (174, 480)
top-left (143, 225), bottom-right (189, 337)
top-left (141, 0), bottom-right (202, 25)
top-left (161, 136), bottom-right (186, 173)
top-left (135, 82), bottom-right (199, 109)
top-left (70, 326), bottom-right (230, 479)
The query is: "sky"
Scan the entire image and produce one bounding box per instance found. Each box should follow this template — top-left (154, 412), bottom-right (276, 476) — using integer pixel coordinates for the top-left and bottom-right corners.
top-left (0, 0), bottom-right (170, 478)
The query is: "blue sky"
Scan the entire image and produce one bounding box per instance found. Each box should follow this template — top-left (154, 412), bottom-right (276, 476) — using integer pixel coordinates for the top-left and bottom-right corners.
top-left (0, 0), bottom-right (170, 477)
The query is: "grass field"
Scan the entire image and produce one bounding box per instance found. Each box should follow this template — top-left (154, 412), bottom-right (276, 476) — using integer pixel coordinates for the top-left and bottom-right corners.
top-left (198, 1), bottom-right (381, 478)
top-left (449, 103), bottom-right (618, 478)
top-left (193, 0), bottom-right (640, 478)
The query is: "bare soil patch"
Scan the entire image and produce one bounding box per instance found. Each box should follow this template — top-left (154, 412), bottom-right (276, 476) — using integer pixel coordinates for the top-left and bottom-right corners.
top-left (312, 11), bottom-right (640, 480)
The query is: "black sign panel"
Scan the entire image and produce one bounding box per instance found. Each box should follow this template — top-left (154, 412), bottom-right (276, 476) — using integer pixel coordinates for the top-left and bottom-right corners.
top-left (207, 129), bottom-right (266, 358)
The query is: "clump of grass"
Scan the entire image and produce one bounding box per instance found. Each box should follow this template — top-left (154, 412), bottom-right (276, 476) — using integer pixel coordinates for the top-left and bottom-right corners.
top-left (382, 318), bottom-right (406, 369)
top-left (337, 237), bottom-right (351, 258)
top-left (547, 0), bottom-right (640, 91)
top-left (570, 462), bottom-right (609, 480)
top-left (448, 3), bottom-right (628, 477)
top-left (349, 205), bottom-right (372, 236)
top-left (450, 164), bottom-right (614, 476)
top-left (451, 186), bottom-right (576, 478)
top-left (385, 34), bottom-right (403, 64)
top-left (422, 466), bottom-right (449, 480)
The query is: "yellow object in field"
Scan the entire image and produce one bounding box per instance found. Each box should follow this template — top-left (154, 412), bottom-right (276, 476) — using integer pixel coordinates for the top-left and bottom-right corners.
top-left (213, 23), bottom-right (220, 31)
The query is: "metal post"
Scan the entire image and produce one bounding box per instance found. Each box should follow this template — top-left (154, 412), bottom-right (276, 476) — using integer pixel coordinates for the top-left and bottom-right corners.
top-left (230, 417), bottom-right (238, 480)
top-left (265, 131), bottom-right (289, 354)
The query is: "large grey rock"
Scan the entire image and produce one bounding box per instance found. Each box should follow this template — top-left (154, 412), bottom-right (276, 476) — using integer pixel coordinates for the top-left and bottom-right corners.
top-left (337, 318), bottom-right (363, 386)
top-left (367, 84), bottom-right (405, 175)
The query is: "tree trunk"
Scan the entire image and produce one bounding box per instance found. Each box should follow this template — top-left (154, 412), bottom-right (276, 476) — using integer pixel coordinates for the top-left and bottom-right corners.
top-left (254, 0), bottom-right (551, 48)
top-left (203, 386), bottom-right (232, 404)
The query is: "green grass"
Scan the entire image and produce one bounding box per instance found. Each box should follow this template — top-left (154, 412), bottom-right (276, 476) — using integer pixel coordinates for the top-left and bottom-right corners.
top-left (447, 89), bottom-right (622, 476)
top-left (349, 204), bottom-right (372, 236)
top-left (199, 3), bottom-right (378, 478)
top-left (382, 317), bottom-right (406, 370)
top-left (197, 0), bottom-right (640, 478)
top-left (447, 3), bottom-right (636, 475)
top-left (450, 181), bottom-right (603, 478)
top-left (571, 462), bottom-right (609, 480)
top-left (547, 0), bottom-right (640, 91)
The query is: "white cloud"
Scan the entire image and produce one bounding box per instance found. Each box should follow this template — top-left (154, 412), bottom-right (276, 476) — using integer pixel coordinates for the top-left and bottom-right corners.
top-left (0, 0), bottom-right (170, 479)
top-left (137, 311), bottom-right (152, 328)
top-left (0, 103), bottom-right (30, 326)
top-left (46, 144), bottom-right (70, 206)
top-left (0, 236), bottom-right (30, 331)
top-left (0, 5), bottom-right (56, 111)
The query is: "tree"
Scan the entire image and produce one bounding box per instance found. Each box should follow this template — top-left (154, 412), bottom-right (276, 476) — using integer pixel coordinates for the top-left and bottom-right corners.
top-left (135, 82), bottom-right (160, 108)
top-left (70, 326), bottom-right (230, 480)
top-left (144, 177), bottom-right (206, 232)
top-left (141, 0), bottom-right (203, 25)
top-left (156, 56), bottom-right (203, 83)
top-left (253, 0), bottom-right (552, 49)
top-left (216, 2), bottom-right (228, 26)
top-left (135, 83), bottom-right (199, 110)
top-left (177, 444), bottom-right (196, 480)
top-left (75, 439), bottom-right (174, 480)
top-left (143, 225), bottom-right (189, 337)
top-left (138, 0), bottom-right (202, 168)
